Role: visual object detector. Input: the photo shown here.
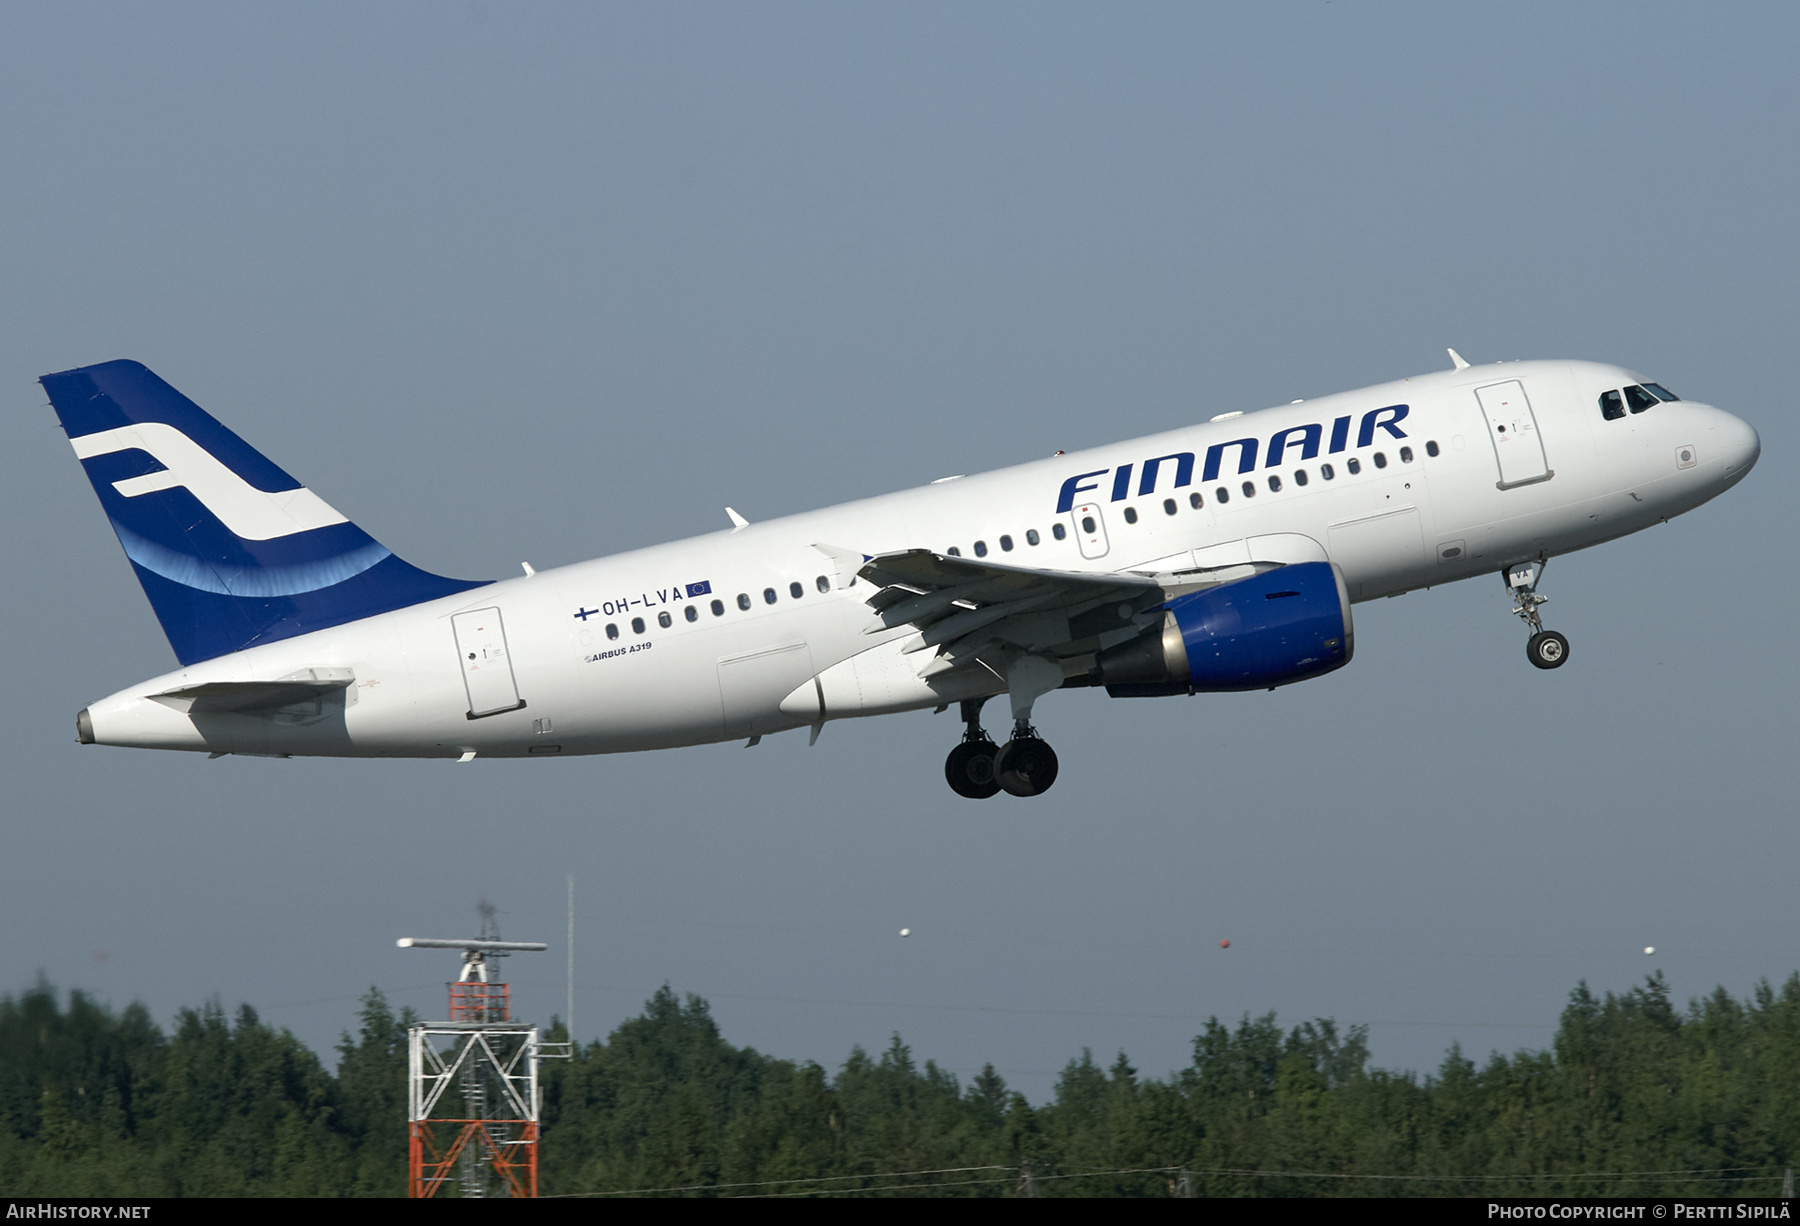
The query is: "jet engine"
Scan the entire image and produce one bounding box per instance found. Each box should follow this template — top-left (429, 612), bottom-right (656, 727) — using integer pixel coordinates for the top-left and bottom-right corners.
top-left (1097, 561), bottom-right (1353, 697)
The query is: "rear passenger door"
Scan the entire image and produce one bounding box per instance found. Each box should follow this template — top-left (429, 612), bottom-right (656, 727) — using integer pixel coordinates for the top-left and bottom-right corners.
top-left (452, 607), bottom-right (526, 718)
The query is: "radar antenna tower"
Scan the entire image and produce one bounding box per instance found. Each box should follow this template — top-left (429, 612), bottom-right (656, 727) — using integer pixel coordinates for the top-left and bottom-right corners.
top-left (398, 904), bottom-right (567, 1198)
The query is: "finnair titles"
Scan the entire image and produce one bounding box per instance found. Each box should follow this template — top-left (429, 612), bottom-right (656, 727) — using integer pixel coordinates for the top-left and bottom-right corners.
top-left (43, 353), bottom-right (1758, 798)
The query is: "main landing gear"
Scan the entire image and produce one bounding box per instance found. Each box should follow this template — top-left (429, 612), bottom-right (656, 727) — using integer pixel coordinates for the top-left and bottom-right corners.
top-left (995, 728), bottom-right (1059, 797)
top-left (943, 656), bottom-right (1065, 799)
top-left (943, 698), bottom-right (1061, 799)
top-left (945, 699), bottom-right (1001, 799)
top-left (1507, 561), bottom-right (1570, 670)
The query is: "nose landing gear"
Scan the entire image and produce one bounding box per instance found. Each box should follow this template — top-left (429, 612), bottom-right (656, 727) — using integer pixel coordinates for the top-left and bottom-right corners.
top-left (1507, 561), bottom-right (1570, 670)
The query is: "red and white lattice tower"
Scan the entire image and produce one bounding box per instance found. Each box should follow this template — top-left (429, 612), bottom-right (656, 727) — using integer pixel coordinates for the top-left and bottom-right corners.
top-left (397, 921), bottom-right (567, 1199)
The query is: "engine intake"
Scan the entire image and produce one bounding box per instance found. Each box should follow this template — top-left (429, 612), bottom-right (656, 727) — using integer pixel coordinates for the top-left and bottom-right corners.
top-left (1098, 561), bottom-right (1353, 696)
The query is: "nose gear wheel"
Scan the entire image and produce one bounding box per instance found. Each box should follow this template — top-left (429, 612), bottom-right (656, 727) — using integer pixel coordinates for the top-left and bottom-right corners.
top-left (1527, 630), bottom-right (1569, 669)
top-left (1505, 560), bottom-right (1570, 671)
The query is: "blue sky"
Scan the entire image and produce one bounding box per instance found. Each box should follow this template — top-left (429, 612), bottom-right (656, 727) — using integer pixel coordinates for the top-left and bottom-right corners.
top-left (2, 2), bottom-right (1795, 1101)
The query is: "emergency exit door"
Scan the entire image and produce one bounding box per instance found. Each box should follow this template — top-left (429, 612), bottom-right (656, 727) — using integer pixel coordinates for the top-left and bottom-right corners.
top-left (1475, 380), bottom-right (1552, 489)
top-left (452, 607), bottom-right (526, 718)
top-left (1069, 503), bottom-right (1111, 559)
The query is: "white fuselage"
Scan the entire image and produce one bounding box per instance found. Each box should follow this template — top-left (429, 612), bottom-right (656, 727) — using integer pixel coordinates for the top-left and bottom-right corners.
top-left (81, 359), bottom-right (1759, 758)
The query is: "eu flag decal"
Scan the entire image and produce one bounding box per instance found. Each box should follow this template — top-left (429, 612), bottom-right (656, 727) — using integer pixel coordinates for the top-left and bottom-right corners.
top-left (686, 581), bottom-right (712, 598)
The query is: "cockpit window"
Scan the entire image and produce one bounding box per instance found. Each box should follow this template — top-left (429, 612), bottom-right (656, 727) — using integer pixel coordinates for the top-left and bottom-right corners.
top-left (1642, 382), bottom-right (1679, 402)
top-left (1625, 385), bottom-right (1658, 414)
top-left (1600, 390), bottom-right (1625, 420)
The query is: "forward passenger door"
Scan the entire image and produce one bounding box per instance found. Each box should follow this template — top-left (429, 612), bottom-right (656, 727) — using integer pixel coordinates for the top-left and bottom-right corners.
top-left (1476, 380), bottom-right (1552, 488)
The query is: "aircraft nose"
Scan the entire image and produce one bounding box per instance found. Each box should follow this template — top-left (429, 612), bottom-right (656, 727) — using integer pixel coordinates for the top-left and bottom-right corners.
top-left (1715, 410), bottom-right (1760, 479)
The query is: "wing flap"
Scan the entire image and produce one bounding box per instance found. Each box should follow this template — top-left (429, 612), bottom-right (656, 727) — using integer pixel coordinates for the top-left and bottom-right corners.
top-left (860, 549), bottom-right (1158, 600)
top-left (857, 550), bottom-right (1165, 677)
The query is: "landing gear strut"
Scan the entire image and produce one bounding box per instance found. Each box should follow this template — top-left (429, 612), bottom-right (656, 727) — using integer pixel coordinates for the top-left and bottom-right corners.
top-left (1507, 561), bottom-right (1570, 670)
top-left (944, 699), bottom-right (1001, 799)
top-left (941, 656), bottom-right (1065, 799)
top-left (996, 655), bottom-right (1062, 797)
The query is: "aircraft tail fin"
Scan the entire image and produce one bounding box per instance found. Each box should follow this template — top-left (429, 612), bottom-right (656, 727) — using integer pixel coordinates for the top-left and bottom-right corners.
top-left (40, 360), bottom-right (488, 666)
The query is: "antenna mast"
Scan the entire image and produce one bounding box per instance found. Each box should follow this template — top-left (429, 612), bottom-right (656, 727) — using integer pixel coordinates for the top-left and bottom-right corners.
top-left (397, 904), bottom-right (568, 1198)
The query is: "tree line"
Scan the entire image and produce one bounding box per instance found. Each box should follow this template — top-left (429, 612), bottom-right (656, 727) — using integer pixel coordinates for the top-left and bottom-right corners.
top-left (0, 971), bottom-right (1795, 1196)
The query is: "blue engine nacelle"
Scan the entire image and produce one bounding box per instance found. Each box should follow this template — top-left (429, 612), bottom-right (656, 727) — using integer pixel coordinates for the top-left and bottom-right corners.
top-left (1097, 561), bottom-right (1353, 697)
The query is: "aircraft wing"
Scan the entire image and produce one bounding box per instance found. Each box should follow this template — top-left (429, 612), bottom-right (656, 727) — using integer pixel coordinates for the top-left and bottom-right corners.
top-left (856, 549), bottom-right (1166, 678)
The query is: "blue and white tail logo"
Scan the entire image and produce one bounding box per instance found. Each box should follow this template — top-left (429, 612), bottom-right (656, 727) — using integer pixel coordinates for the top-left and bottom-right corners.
top-left (41, 360), bottom-right (487, 666)
top-left (71, 421), bottom-right (350, 540)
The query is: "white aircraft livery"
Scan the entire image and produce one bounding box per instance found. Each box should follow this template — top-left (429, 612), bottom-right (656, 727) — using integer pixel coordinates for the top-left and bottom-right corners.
top-left (43, 354), bottom-right (1759, 798)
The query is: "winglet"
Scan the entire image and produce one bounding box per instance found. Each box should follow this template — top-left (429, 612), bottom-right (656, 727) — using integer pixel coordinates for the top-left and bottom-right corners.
top-left (1447, 348), bottom-right (1471, 371)
top-left (726, 507), bottom-right (749, 531)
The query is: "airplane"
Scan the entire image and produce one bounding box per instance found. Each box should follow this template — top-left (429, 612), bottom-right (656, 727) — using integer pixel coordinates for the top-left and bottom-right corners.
top-left (40, 351), bottom-right (1759, 798)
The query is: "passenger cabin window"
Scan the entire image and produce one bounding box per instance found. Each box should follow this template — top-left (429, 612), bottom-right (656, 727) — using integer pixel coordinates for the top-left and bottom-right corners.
top-left (737, 593), bottom-right (751, 611)
top-left (606, 623), bottom-right (619, 640)
top-left (1321, 463), bottom-right (1335, 480)
top-left (1425, 440), bottom-right (1440, 457)
top-left (1051, 524), bottom-right (1066, 541)
top-left (1215, 486), bottom-right (1229, 504)
top-left (789, 581), bottom-right (803, 599)
top-left (712, 599), bottom-right (725, 616)
top-left (1000, 535), bottom-right (1014, 551)
top-left (684, 605), bottom-right (698, 622)
top-left (1163, 498), bottom-right (1177, 516)
top-left (632, 617), bottom-right (646, 634)
top-left (1294, 469), bottom-right (1308, 486)
top-left (1122, 507), bottom-right (1138, 524)
top-left (1241, 481), bottom-right (1256, 498)
top-left (1346, 458), bottom-right (1361, 475)
top-left (1625, 384), bottom-right (1658, 413)
top-left (1399, 446), bottom-right (1413, 463)
top-left (816, 575), bottom-right (830, 593)
top-left (763, 587), bottom-right (778, 605)
top-left (658, 611), bottom-right (672, 628)
top-left (974, 540), bottom-right (988, 556)
top-left (1189, 492), bottom-right (1202, 509)
top-left (1081, 515), bottom-right (1097, 534)
top-left (947, 547), bottom-right (961, 557)
top-left (1267, 474), bottom-right (1282, 492)
top-left (1373, 452), bottom-right (1388, 469)
top-left (1600, 390), bottom-right (1625, 420)
top-left (1642, 382), bottom-right (1680, 401)
top-left (1027, 529), bottom-right (1041, 545)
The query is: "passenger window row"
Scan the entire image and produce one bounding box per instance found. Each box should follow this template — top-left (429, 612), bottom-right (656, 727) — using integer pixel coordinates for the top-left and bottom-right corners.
top-left (946, 440), bottom-right (1444, 545)
top-left (1600, 383), bottom-right (1678, 421)
top-left (947, 527), bottom-right (1053, 559)
top-left (605, 574), bottom-right (833, 639)
top-left (1171, 445), bottom-right (1434, 509)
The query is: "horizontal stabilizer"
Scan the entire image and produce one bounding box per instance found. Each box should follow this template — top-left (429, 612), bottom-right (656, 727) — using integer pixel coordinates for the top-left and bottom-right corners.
top-left (152, 667), bottom-right (355, 714)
